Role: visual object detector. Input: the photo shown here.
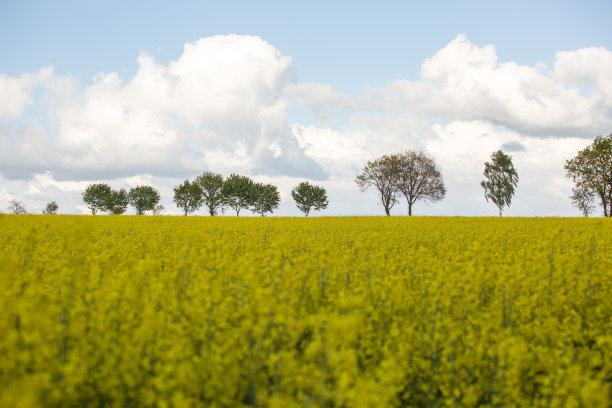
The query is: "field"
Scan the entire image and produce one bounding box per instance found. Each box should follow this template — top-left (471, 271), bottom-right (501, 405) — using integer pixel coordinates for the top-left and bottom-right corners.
top-left (1, 215), bottom-right (611, 407)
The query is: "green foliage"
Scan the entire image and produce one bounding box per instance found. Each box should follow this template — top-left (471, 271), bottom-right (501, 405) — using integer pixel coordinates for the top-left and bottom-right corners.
top-left (480, 150), bottom-right (519, 217)
top-left (565, 134), bottom-right (612, 217)
top-left (250, 183), bottom-right (281, 216)
top-left (128, 185), bottom-right (161, 215)
top-left (195, 171), bottom-right (225, 216)
top-left (173, 180), bottom-right (203, 216)
top-left (42, 201), bottom-right (59, 215)
top-left (82, 183), bottom-right (112, 215)
top-left (222, 173), bottom-right (254, 216)
top-left (106, 189), bottom-right (129, 215)
top-left (291, 181), bottom-right (328, 217)
top-left (356, 154), bottom-right (401, 216)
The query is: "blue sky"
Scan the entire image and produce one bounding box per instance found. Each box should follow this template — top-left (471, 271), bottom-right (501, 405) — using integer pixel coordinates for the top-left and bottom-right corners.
top-left (1, 0), bottom-right (611, 216)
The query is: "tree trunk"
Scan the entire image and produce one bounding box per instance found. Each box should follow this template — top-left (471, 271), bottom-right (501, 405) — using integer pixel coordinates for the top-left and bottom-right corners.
top-left (384, 206), bottom-right (390, 216)
top-left (408, 202), bottom-right (412, 216)
top-left (499, 207), bottom-right (502, 217)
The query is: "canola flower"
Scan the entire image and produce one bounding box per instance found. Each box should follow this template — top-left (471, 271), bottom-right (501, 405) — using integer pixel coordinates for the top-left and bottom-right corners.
top-left (0, 215), bottom-right (611, 407)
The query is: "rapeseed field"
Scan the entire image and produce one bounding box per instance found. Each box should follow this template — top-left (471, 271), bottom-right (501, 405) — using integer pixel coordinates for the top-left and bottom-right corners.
top-left (0, 215), bottom-right (611, 407)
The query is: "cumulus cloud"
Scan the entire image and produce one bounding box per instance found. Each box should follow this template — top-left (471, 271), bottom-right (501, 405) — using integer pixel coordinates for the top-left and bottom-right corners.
top-left (385, 34), bottom-right (611, 136)
top-left (1, 35), bottom-right (325, 181)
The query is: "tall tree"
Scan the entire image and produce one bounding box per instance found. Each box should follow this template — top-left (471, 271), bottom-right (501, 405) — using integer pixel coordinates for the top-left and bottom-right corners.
top-left (82, 183), bottom-right (112, 215)
top-left (222, 173), bottom-right (253, 216)
top-left (129, 185), bottom-right (161, 215)
top-left (291, 181), bottom-right (329, 217)
top-left (195, 171), bottom-right (225, 216)
top-left (250, 183), bottom-right (281, 216)
top-left (8, 199), bottom-right (27, 214)
top-left (106, 188), bottom-right (130, 215)
top-left (173, 180), bottom-right (203, 216)
top-left (395, 151), bottom-right (446, 216)
top-left (42, 201), bottom-right (59, 215)
top-left (480, 150), bottom-right (519, 217)
top-left (564, 134), bottom-right (612, 217)
top-left (356, 154), bottom-right (401, 216)
top-left (570, 185), bottom-right (595, 217)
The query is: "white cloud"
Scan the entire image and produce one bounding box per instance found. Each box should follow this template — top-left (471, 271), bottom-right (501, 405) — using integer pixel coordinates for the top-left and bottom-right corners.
top-left (386, 34), bottom-right (610, 136)
top-left (1, 35), bottom-right (324, 181)
top-left (0, 74), bottom-right (32, 118)
top-left (554, 46), bottom-right (612, 105)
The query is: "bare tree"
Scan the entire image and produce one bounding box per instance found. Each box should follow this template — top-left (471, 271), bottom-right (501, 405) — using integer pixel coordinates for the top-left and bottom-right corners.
top-left (356, 154), bottom-right (401, 216)
top-left (8, 200), bottom-right (27, 214)
top-left (395, 151), bottom-right (446, 216)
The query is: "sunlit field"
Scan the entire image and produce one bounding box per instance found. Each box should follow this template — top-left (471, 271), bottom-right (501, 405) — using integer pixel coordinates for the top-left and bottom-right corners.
top-left (1, 215), bottom-right (611, 407)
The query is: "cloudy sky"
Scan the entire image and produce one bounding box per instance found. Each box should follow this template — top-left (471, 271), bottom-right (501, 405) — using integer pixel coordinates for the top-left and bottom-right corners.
top-left (1, 0), bottom-right (611, 216)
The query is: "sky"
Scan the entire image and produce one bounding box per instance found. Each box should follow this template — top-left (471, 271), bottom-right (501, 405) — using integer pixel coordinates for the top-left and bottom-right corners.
top-left (1, 0), bottom-right (611, 216)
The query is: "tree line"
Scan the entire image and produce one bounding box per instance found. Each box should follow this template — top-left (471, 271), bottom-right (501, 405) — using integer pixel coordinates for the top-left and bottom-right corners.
top-left (77, 173), bottom-right (329, 217)
top-left (6, 134), bottom-right (610, 217)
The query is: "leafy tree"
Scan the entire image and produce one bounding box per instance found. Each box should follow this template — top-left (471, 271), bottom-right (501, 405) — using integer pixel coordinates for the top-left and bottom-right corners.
top-left (570, 185), bottom-right (595, 217)
top-left (106, 189), bottom-right (129, 215)
top-left (82, 183), bottom-right (112, 215)
top-left (291, 181), bottom-right (329, 217)
top-left (250, 183), bottom-right (281, 216)
top-left (42, 201), bottom-right (59, 215)
top-left (173, 180), bottom-right (203, 216)
top-left (222, 173), bottom-right (254, 216)
top-left (356, 154), bottom-right (401, 216)
top-left (129, 185), bottom-right (161, 215)
top-left (480, 150), bottom-right (519, 217)
top-left (8, 199), bottom-right (27, 214)
top-left (195, 171), bottom-right (225, 216)
top-left (395, 151), bottom-right (446, 216)
top-left (564, 134), bottom-right (612, 217)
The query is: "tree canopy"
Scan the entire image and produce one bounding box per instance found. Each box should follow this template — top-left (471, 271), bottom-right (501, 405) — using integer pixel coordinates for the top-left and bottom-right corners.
top-left (106, 189), bottom-right (130, 215)
top-left (565, 134), bottom-right (612, 217)
top-left (480, 150), bottom-right (519, 217)
top-left (82, 183), bottom-right (112, 215)
top-left (356, 154), bottom-right (401, 216)
top-left (250, 183), bottom-right (281, 216)
top-left (195, 171), bottom-right (225, 216)
top-left (395, 151), bottom-right (446, 216)
top-left (291, 181), bottom-right (329, 217)
top-left (129, 185), bottom-right (161, 215)
top-left (173, 180), bottom-right (203, 216)
top-left (42, 201), bottom-right (59, 215)
top-left (222, 174), bottom-right (254, 216)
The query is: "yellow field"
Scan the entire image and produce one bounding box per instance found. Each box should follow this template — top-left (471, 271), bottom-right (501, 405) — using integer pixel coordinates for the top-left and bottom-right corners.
top-left (0, 215), bottom-right (611, 407)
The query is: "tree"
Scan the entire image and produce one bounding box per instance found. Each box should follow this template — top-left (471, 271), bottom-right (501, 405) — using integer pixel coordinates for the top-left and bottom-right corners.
top-left (356, 154), bottom-right (401, 216)
top-left (250, 183), bottom-right (281, 216)
top-left (570, 185), bottom-right (595, 217)
top-left (195, 171), bottom-right (225, 216)
top-left (173, 180), bottom-right (203, 216)
top-left (129, 185), bottom-right (161, 215)
top-left (106, 188), bottom-right (129, 215)
top-left (153, 204), bottom-right (165, 216)
top-left (82, 183), bottom-right (112, 215)
top-left (8, 200), bottom-right (27, 214)
top-left (480, 150), bottom-right (519, 217)
top-left (564, 134), bottom-right (612, 217)
top-left (42, 201), bottom-right (59, 215)
top-left (291, 181), bottom-right (329, 217)
top-left (222, 174), bottom-right (253, 216)
top-left (395, 151), bottom-right (446, 216)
